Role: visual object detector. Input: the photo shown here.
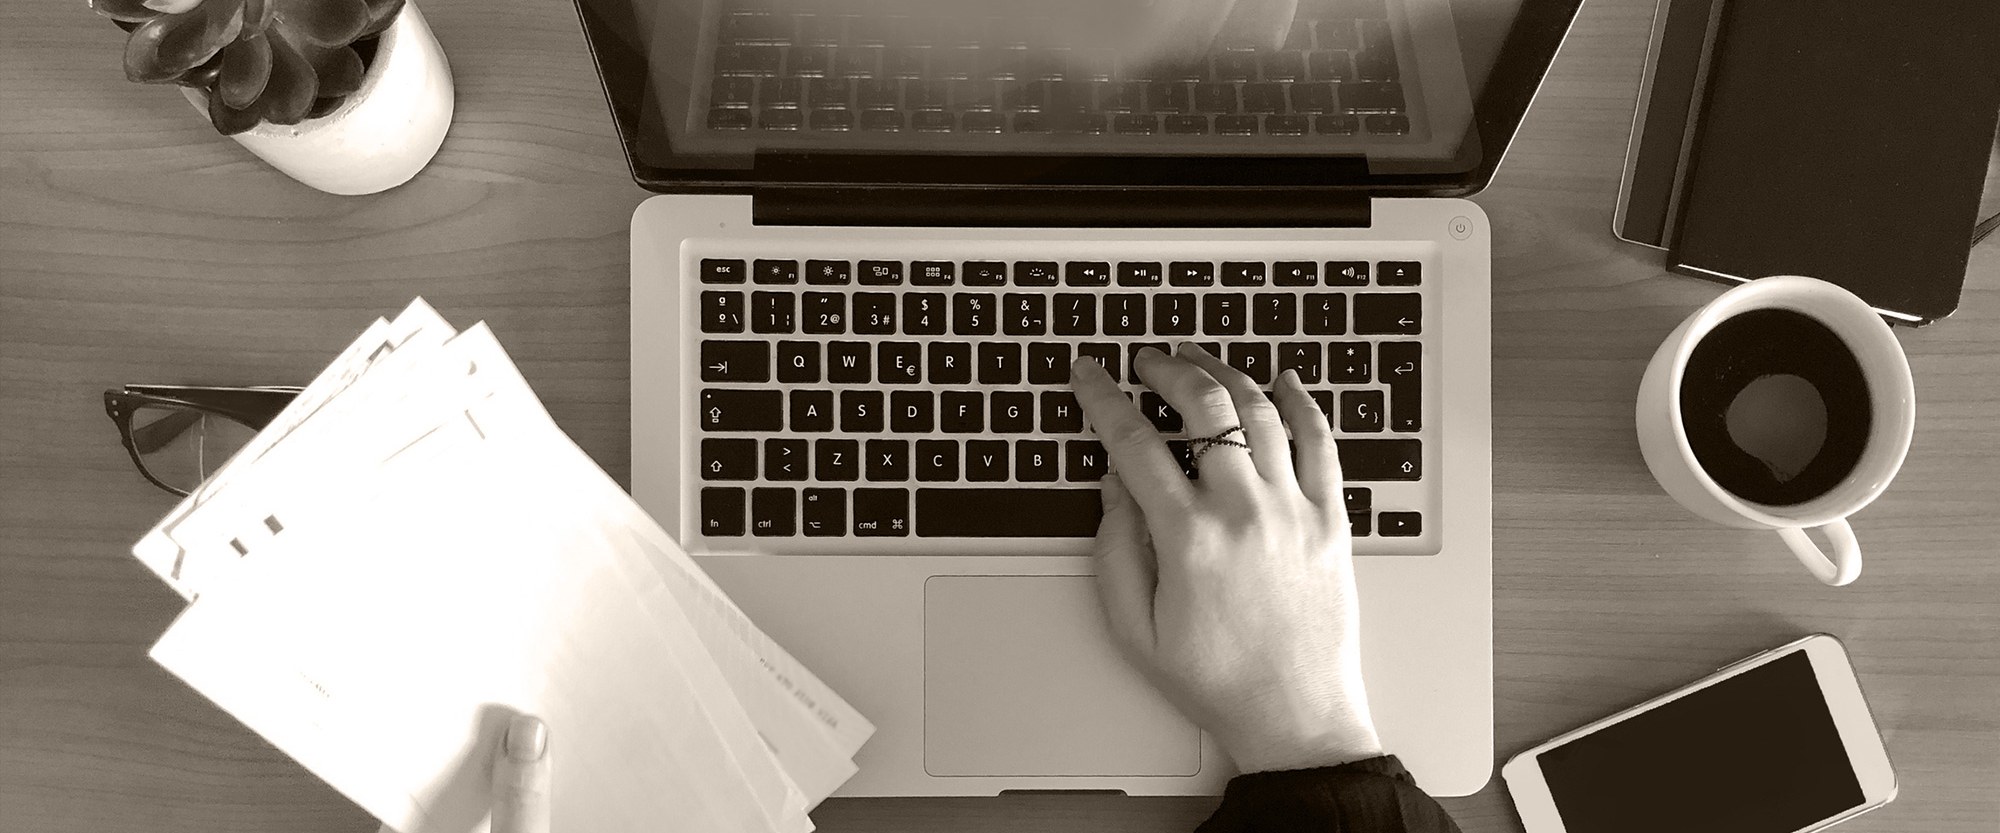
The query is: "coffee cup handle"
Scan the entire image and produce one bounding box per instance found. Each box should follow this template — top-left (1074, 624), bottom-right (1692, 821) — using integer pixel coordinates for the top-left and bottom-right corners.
top-left (1777, 520), bottom-right (1862, 587)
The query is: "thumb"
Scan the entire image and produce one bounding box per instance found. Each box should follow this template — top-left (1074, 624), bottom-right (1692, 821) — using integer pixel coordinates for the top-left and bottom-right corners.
top-left (491, 715), bottom-right (551, 833)
top-left (1093, 472), bottom-right (1158, 654)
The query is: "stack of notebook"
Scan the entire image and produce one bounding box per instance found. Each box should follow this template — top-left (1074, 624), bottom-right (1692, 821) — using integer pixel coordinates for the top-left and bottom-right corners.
top-left (130, 299), bottom-right (870, 833)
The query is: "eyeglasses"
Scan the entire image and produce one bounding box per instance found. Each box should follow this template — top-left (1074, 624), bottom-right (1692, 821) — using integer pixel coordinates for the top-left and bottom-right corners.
top-left (103, 385), bottom-right (301, 497)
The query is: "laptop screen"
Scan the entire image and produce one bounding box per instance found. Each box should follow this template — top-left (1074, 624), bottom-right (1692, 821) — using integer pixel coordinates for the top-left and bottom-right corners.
top-left (577, 0), bottom-right (1577, 193)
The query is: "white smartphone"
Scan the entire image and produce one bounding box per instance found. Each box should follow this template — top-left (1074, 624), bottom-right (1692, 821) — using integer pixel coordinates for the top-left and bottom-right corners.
top-left (1503, 634), bottom-right (1897, 833)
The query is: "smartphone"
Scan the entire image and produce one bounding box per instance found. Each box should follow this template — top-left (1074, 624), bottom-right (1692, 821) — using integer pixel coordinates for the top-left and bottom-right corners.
top-left (1502, 634), bottom-right (1896, 833)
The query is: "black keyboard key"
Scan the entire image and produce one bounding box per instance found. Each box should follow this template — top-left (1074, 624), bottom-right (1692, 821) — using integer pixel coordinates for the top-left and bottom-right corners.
top-left (750, 291), bottom-right (795, 333)
top-left (802, 488), bottom-right (844, 536)
top-left (1379, 261), bottom-right (1421, 286)
top-left (860, 110), bottom-right (904, 131)
top-left (903, 293), bottom-right (946, 335)
top-left (1003, 293), bottom-right (1047, 336)
top-left (1304, 293), bottom-right (1346, 335)
top-left (1149, 81), bottom-right (1191, 111)
top-left (1112, 114), bottom-right (1157, 135)
top-left (1227, 342), bottom-right (1274, 383)
top-left (1126, 342), bottom-right (1169, 384)
top-left (1339, 439), bottom-right (1421, 480)
top-left (1028, 342), bottom-right (1071, 384)
top-left (1165, 114), bottom-right (1209, 134)
top-left (965, 440), bottom-right (1009, 481)
top-left (858, 260), bottom-right (903, 285)
top-left (841, 390), bottom-right (884, 432)
top-left (929, 342), bottom-right (973, 384)
top-left (1216, 114), bottom-right (1260, 135)
top-left (701, 291), bottom-right (746, 333)
top-left (891, 390), bottom-right (934, 432)
top-left (1065, 261), bottom-right (1111, 286)
top-left (1015, 441), bottom-right (1060, 482)
top-left (990, 391), bottom-right (1035, 433)
top-left (1274, 261), bottom-right (1318, 286)
top-left (1153, 293), bottom-right (1198, 336)
top-left (827, 341), bottom-right (870, 383)
top-left (1140, 392), bottom-right (1182, 433)
top-left (1345, 487), bottom-right (1372, 511)
top-left (885, 47), bottom-right (927, 77)
top-left (776, 342), bottom-right (816, 384)
top-left (1254, 294), bottom-right (1298, 336)
top-left (1263, 51), bottom-right (1306, 81)
top-left (805, 259), bottom-right (851, 285)
top-left (1380, 341), bottom-right (1421, 431)
top-left (1355, 44), bottom-right (1397, 81)
top-left (1053, 293), bottom-right (1096, 336)
top-left (700, 487), bottom-right (747, 536)
top-left (1354, 293), bottom-right (1422, 335)
top-left (752, 259), bottom-right (797, 285)
top-left (1214, 51), bottom-right (1258, 81)
top-left (700, 438), bottom-right (757, 481)
top-left (853, 292), bottom-right (897, 334)
top-left (878, 342), bottom-right (922, 383)
top-left (803, 292), bottom-right (846, 334)
top-left (1309, 50), bottom-right (1352, 82)
top-left (1316, 114), bottom-right (1360, 135)
top-left (700, 389), bottom-right (782, 431)
top-left (1328, 341), bottom-right (1372, 383)
top-left (701, 340), bottom-right (769, 382)
top-left (915, 488), bottom-right (1102, 536)
top-left (816, 439), bottom-right (859, 481)
top-left (808, 77), bottom-right (851, 107)
top-left (965, 261), bottom-right (1008, 285)
top-left (952, 293), bottom-right (997, 335)
top-left (1170, 262), bottom-right (1216, 286)
top-left (1222, 262), bottom-right (1267, 286)
top-left (940, 391), bottom-right (984, 433)
top-left (1117, 262), bottom-right (1164, 286)
top-left (1065, 440), bottom-right (1108, 481)
top-left (1379, 511), bottom-right (1421, 537)
top-left (1342, 81), bottom-right (1404, 113)
top-left (1041, 391), bottom-right (1084, 433)
top-left (790, 389), bottom-right (834, 432)
top-left (716, 45), bottom-right (782, 77)
top-left (712, 78), bottom-right (756, 108)
top-left (1105, 294), bottom-right (1147, 336)
top-left (1202, 293), bottom-right (1248, 335)
top-left (1075, 342), bottom-right (1120, 381)
top-left (853, 488), bottom-right (910, 536)
top-left (701, 258), bottom-right (747, 283)
top-left (791, 48), bottom-right (832, 79)
top-left (912, 110), bottom-right (955, 132)
top-left (1349, 510), bottom-right (1372, 537)
top-left (1291, 82), bottom-right (1336, 113)
top-left (1267, 115), bottom-right (1309, 136)
top-left (916, 440), bottom-right (959, 482)
top-left (760, 77), bottom-right (803, 107)
top-left (721, 13), bottom-right (788, 45)
top-left (763, 438), bottom-right (808, 481)
top-left (978, 342), bottom-right (1022, 384)
top-left (866, 439), bottom-right (909, 481)
top-left (1366, 114), bottom-right (1410, 135)
top-left (1242, 83), bottom-right (1285, 113)
top-left (1278, 342), bottom-right (1323, 382)
top-left (1015, 261), bottom-right (1060, 286)
top-left (1326, 261), bottom-right (1369, 286)
top-left (1340, 390), bottom-right (1384, 433)
top-left (838, 47), bottom-right (883, 79)
top-left (912, 261), bottom-right (955, 285)
top-left (1193, 83), bottom-right (1237, 113)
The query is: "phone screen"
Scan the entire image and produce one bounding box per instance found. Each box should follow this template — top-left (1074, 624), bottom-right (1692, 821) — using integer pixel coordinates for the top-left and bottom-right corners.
top-left (1537, 651), bottom-right (1863, 833)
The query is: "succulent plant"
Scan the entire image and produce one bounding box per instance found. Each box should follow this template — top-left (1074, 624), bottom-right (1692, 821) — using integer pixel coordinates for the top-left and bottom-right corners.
top-left (91, 0), bottom-right (406, 135)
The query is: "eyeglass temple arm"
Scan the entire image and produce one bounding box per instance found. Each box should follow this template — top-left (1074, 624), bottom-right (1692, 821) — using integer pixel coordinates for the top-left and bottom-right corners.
top-left (122, 386), bottom-right (302, 430)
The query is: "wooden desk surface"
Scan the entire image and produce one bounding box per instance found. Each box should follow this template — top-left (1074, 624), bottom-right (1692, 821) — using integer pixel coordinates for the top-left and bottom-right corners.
top-left (4, 0), bottom-right (1996, 829)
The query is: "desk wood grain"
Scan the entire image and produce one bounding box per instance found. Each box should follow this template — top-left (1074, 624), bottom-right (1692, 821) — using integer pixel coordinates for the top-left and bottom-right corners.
top-left (4, 0), bottom-right (1996, 830)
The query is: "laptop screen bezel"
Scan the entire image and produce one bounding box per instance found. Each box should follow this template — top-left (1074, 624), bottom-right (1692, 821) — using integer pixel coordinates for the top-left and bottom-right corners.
top-left (571, 0), bottom-right (1585, 198)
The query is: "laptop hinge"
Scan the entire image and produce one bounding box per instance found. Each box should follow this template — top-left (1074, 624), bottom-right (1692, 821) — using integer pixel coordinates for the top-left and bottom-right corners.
top-left (752, 187), bottom-right (1372, 229)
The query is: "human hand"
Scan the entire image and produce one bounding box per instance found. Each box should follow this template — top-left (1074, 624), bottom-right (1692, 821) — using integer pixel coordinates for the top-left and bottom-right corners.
top-left (1070, 344), bottom-right (1383, 774)
top-left (376, 715), bottom-right (549, 833)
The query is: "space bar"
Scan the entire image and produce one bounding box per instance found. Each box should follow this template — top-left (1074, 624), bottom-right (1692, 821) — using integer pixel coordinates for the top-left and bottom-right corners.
top-left (916, 489), bottom-right (1103, 537)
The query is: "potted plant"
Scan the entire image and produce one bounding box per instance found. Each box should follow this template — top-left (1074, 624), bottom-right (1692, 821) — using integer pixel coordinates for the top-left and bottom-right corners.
top-left (91, 0), bottom-right (454, 195)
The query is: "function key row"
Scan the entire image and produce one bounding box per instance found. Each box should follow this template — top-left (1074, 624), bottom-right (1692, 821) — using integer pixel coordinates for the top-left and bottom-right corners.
top-left (699, 258), bottom-right (1420, 287)
top-left (699, 289), bottom-right (1422, 338)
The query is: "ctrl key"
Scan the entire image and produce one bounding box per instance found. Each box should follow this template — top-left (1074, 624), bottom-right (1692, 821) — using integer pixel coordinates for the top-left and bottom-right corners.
top-left (853, 487), bottom-right (911, 537)
top-left (701, 487), bottom-right (746, 537)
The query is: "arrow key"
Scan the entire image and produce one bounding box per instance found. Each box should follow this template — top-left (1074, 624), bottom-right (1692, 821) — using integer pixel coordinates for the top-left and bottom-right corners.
top-left (701, 340), bottom-right (770, 382)
top-left (1354, 293), bottom-right (1421, 335)
top-left (1378, 511), bottom-right (1422, 537)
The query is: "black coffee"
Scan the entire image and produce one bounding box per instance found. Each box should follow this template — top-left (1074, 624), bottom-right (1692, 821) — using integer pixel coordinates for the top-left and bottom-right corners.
top-left (1679, 308), bottom-right (1873, 506)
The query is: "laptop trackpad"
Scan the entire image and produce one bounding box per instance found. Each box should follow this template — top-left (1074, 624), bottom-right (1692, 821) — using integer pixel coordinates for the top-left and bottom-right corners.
top-left (923, 575), bottom-right (1201, 777)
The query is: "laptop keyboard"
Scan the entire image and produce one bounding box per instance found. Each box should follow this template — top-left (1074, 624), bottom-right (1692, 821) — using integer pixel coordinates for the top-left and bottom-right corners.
top-left (705, 0), bottom-right (1410, 137)
top-left (688, 247), bottom-right (1438, 553)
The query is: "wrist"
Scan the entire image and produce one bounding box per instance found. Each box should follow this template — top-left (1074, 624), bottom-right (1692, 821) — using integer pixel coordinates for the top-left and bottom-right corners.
top-left (1229, 723), bottom-right (1385, 774)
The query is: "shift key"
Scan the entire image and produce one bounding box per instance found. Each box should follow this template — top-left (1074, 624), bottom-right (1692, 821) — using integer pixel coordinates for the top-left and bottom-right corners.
top-left (1337, 439), bottom-right (1422, 480)
top-left (700, 389), bottom-right (783, 431)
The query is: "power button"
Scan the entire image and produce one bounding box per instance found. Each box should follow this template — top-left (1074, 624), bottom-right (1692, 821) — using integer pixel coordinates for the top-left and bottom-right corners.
top-left (1449, 216), bottom-right (1473, 240)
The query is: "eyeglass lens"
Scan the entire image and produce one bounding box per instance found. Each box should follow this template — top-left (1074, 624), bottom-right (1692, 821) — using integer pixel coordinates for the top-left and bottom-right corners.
top-left (128, 404), bottom-right (258, 494)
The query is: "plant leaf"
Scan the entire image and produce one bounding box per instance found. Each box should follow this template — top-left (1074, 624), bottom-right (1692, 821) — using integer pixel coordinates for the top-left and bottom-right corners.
top-left (254, 29), bottom-right (318, 124)
top-left (143, 0), bottom-right (203, 13)
top-left (176, 49), bottom-right (224, 87)
top-left (91, 0), bottom-right (164, 23)
top-left (208, 88), bottom-right (262, 134)
top-left (356, 0), bottom-right (403, 37)
top-left (242, 0), bottom-right (274, 34)
top-left (274, 0), bottom-right (367, 48)
top-left (306, 96), bottom-right (343, 119)
top-left (306, 43), bottom-right (364, 99)
top-left (218, 32), bottom-right (272, 108)
top-left (123, 1), bottom-right (243, 83)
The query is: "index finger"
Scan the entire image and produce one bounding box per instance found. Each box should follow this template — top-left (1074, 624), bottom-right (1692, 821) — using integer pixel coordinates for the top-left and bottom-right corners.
top-left (1070, 356), bottom-right (1193, 515)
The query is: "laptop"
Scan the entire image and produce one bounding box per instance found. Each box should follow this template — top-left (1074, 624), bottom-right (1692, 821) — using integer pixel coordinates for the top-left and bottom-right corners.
top-left (573, 0), bottom-right (1581, 798)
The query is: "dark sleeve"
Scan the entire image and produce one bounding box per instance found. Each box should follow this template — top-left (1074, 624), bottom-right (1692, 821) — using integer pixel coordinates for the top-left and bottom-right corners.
top-left (1195, 755), bottom-right (1462, 833)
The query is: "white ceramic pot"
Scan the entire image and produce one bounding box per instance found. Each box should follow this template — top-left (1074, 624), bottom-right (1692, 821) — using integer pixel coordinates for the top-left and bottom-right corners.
top-left (182, 2), bottom-right (454, 195)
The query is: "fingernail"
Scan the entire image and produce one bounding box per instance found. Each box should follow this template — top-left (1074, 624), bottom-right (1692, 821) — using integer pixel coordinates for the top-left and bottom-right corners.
top-left (1071, 357), bottom-right (1103, 378)
top-left (506, 715), bottom-right (547, 762)
top-left (1174, 341), bottom-right (1197, 355)
top-left (1280, 369), bottom-right (1301, 387)
top-left (1135, 346), bottom-right (1167, 363)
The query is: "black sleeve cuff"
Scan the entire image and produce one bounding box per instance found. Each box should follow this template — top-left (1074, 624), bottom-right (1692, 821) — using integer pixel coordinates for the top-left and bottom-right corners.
top-left (1195, 755), bottom-right (1463, 833)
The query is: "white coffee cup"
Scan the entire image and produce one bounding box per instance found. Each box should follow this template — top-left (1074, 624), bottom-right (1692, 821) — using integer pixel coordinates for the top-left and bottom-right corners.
top-left (1636, 276), bottom-right (1916, 587)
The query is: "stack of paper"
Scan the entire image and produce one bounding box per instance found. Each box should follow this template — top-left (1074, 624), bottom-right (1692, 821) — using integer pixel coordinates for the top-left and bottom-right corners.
top-left (130, 299), bottom-right (871, 833)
